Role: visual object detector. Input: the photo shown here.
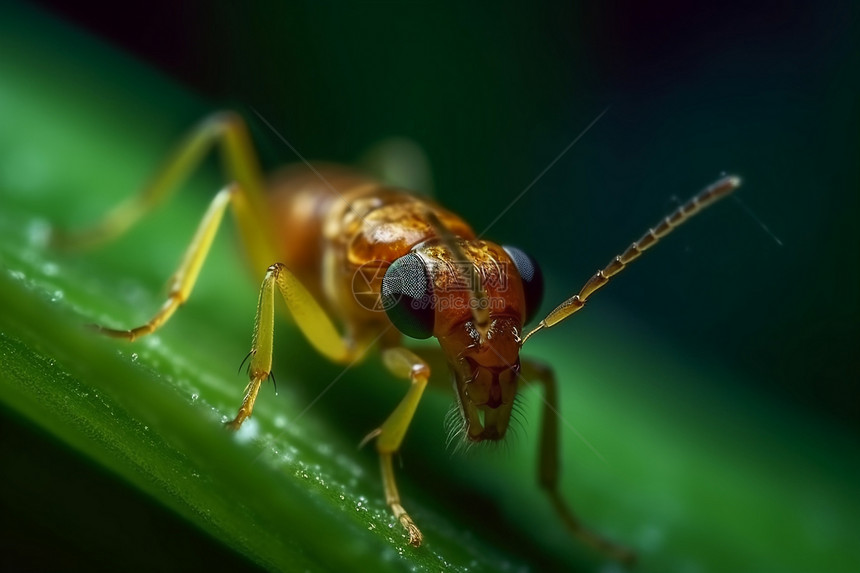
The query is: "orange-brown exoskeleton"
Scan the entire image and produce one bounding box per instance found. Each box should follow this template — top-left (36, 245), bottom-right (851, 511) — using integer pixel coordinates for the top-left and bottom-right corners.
top-left (54, 111), bottom-right (740, 564)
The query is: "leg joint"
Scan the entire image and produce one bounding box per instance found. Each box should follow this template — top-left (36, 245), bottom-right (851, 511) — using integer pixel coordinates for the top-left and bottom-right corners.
top-left (202, 110), bottom-right (245, 134)
top-left (411, 363), bottom-right (430, 383)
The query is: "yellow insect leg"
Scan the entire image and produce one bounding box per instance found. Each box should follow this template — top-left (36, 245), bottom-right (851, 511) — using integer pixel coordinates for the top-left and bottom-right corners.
top-left (226, 262), bottom-right (369, 429)
top-left (371, 347), bottom-right (430, 546)
top-left (96, 180), bottom-right (268, 340)
top-left (52, 111), bottom-right (277, 274)
top-left (96, 184), bottom-right (242, 340)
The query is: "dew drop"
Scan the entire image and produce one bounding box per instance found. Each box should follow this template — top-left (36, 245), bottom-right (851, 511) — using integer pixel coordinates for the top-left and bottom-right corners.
top-left (233, 418), bottom-right (259, 443)
top-left (26, 219), bottom-right (50, 247)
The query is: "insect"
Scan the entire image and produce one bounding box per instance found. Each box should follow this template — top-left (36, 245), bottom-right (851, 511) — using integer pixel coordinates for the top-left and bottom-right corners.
top-left (53, 111), bottom-right (739, 563)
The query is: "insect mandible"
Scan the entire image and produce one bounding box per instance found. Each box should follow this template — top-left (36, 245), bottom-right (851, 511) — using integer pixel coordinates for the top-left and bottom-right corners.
top-left (53, 111), bottom-right (740, 563)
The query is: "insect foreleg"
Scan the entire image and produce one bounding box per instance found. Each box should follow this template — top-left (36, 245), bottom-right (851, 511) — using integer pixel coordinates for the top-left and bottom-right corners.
top-left (226, 262), bottom-right (370, 429)
top-left (371, 346), bottom-right (431, 546)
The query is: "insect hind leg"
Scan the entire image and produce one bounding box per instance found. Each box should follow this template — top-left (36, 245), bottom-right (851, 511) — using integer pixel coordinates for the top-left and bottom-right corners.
top-left (95, 184), bottom-right (236, 340)
top-left (51, 111), bottom-right (282, 340)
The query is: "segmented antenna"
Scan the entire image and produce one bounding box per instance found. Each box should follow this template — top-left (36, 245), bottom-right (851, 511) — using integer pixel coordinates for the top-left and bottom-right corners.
top-left (521, 175), bottom-right (741, 345)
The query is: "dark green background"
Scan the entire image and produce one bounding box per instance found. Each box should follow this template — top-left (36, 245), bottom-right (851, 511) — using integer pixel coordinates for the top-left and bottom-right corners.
top-left (2, 1), bottom-right (858, 571)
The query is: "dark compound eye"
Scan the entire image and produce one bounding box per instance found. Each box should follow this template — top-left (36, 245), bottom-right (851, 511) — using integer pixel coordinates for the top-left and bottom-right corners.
top-left (381, 253), bottom-right (435, 339)
top-left (503, 245), bottom-right (544, 325)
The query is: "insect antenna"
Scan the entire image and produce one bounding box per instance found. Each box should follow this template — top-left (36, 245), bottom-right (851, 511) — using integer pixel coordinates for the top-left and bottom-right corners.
top-left (522, 175), bottom-right (740, 345)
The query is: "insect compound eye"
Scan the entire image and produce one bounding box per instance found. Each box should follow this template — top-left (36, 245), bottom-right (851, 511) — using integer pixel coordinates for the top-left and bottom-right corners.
top-left (381, 253), bottom-right (435, 339)
top-left (503, 245), bottom-right (544, 325)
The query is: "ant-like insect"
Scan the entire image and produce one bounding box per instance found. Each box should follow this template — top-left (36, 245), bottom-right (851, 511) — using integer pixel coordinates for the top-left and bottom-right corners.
top-left (53, 111), bottom-right (739, 563)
